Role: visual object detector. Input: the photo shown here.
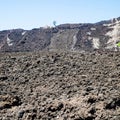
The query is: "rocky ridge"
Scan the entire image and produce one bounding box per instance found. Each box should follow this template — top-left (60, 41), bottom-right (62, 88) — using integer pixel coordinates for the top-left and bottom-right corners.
top-left (0, 17), bottom-right (120, 52)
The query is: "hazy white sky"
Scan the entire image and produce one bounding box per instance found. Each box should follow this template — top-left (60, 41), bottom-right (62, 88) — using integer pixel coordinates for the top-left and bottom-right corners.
top-left (0, 0), bottom-right (120, 30)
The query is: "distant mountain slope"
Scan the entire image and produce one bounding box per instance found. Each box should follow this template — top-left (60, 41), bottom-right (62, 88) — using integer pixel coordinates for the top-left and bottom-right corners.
top-left (0, 17), bottom-right (120, 52)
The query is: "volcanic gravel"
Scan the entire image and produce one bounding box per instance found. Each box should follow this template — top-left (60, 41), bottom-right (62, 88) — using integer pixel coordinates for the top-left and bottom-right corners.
top-left (0, 51), bottom-right (120, 120)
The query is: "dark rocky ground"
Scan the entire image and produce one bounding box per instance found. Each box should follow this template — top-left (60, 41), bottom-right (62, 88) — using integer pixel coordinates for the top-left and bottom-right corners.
top-left (0, 51), bottom-right (120, 120)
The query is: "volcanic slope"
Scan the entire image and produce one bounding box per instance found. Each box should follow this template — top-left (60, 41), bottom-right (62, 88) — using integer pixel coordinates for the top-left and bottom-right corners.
top-left (1, 17), bottom-right (120, 52)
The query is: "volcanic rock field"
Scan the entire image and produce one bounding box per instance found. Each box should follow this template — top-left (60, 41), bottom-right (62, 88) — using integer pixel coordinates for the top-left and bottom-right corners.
top-left (0, 51), bottom-right (120, 120)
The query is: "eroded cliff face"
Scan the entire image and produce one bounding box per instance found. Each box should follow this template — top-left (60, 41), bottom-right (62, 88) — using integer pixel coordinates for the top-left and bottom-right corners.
top-left (0, 17), bottom-right (120, 52)
top-left (105, 18), bottom-right (120, 49)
